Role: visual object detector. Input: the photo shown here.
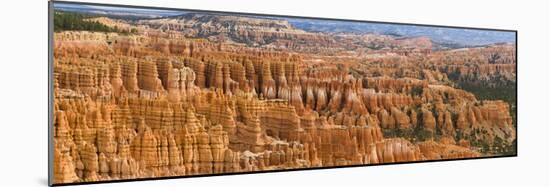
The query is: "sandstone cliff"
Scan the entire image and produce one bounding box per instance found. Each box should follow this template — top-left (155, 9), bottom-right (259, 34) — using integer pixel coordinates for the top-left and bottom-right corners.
top-left (52, 15), bottom-right (516, 184)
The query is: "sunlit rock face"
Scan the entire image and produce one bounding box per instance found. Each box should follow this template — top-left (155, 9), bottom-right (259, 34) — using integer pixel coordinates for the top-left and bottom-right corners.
top-left (52, 8), bottom-right (516, 184)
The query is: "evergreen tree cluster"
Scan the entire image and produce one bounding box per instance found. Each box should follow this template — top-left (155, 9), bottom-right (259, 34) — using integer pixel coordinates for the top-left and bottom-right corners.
top-left (459, 82), bottom-right (517, 127)
top-left (53, 11), bottom-right (137, 35)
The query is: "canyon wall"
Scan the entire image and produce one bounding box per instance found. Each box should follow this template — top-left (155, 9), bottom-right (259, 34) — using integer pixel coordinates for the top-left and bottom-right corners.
top-left (52, 15), bottom-right (516, 184)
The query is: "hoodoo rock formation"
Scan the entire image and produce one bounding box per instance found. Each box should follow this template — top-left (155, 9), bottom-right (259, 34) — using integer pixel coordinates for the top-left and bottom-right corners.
top-left (52, 9), bottom-right (516, 184)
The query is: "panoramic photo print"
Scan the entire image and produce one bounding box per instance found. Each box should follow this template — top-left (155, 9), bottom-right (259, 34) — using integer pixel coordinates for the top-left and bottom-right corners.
top-left (51, 2), bottom-right (517, 185)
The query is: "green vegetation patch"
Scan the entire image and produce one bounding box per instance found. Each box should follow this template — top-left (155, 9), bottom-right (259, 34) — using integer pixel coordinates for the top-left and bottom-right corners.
top-left (459, 82), bottom-right (517, 127)
top-left (54, 11), bottom-right (137, 35)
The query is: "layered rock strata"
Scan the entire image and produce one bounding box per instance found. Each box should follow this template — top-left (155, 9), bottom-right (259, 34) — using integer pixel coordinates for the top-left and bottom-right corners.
top-left (52, 15), bottom-right (516, 184)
